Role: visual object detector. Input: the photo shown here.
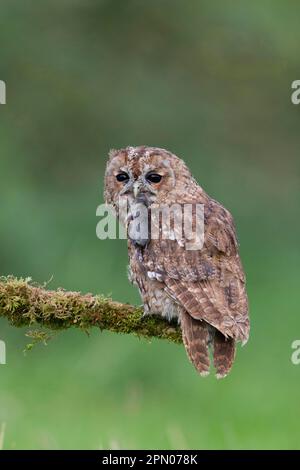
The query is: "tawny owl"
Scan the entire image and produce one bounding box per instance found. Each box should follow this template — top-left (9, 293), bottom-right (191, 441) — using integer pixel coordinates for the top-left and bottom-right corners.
top-left (104, 146), bottom-right (249, 378)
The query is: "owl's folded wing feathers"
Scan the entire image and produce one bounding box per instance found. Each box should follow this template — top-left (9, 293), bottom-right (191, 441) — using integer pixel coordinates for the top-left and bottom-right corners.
top-left (144, 200), bottom-right (250, 343)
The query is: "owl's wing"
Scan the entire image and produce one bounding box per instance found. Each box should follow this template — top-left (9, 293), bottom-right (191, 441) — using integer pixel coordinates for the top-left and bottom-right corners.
top-left (144, 199), bottom-right (249, 343)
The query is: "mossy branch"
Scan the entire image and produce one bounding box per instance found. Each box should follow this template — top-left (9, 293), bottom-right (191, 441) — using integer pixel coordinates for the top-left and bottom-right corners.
top-left (0, 276), bottom-right (182, 344)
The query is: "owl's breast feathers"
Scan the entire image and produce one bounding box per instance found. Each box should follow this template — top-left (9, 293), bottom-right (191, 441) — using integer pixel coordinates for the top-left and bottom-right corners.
top-left (128, 195), bottom-right (249, 344)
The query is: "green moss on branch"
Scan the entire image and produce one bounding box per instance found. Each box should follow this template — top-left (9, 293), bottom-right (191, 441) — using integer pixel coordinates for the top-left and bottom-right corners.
top-left (0, 276), bottom-right (182, 344)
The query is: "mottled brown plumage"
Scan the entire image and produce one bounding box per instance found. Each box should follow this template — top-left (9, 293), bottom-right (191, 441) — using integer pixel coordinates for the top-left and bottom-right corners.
top-left (105, 146), bottom-right (249, 377)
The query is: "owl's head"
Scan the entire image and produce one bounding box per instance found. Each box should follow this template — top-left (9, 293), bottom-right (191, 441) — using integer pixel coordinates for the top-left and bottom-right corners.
top-left (104, 146), bottom-right (196, 208)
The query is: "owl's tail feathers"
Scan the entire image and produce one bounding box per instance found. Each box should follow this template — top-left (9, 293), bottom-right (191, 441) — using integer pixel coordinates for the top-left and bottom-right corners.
top-left (181, 311), bottom-right (236, 378)
top-left (180, 311), bottom-right (210, 377)
top-left (213, 330), bottom-right (236, 379)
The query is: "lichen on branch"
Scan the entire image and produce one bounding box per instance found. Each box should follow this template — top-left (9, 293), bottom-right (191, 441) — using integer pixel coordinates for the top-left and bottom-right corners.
top-left (0, 276), bottom-right (182, 344)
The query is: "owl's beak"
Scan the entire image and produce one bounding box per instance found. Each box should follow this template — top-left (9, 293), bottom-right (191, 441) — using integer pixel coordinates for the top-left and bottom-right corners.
top-left (133, 181), bottom-right (142, 198)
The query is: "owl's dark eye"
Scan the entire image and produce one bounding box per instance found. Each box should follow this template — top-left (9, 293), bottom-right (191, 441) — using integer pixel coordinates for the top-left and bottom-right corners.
top-left (116, 172), bottom-right (129, 183)
top-left (146, 173), bottom-right (162, 184)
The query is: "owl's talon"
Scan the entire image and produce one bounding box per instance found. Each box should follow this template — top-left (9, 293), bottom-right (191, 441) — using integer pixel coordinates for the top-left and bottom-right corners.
top-left (140, 310), bottom-right (158, 321)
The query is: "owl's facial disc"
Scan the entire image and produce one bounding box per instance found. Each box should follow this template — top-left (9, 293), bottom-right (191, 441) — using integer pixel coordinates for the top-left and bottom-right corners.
top-left (114, 168), bottom-right (162, 205)
top-left (105, 148), bottom-right (179, 210)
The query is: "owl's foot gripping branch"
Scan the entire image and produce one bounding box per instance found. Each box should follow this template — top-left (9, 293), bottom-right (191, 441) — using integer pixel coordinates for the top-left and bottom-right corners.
top-left (0, 276), bottom-right (182, 344)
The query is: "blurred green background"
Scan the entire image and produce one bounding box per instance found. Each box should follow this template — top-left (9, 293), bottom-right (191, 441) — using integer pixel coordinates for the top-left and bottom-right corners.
top-left (0, 0), bottom-right (300, 450)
